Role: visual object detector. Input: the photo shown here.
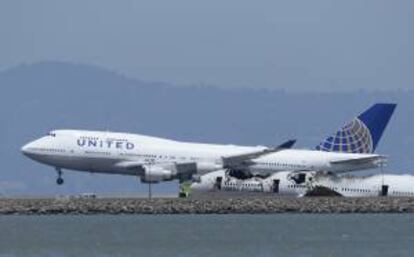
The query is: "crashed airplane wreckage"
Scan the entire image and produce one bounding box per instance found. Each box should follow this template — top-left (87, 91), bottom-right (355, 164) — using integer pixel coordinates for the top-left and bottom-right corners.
top-left (188, 169), bottom-right (414, 197)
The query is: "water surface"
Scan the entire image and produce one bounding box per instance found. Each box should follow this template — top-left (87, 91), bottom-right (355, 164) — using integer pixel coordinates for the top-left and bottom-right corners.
top-left (0, 214), bottom-right (413, 257)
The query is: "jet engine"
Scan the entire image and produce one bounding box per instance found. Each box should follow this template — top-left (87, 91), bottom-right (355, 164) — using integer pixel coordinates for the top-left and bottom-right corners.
top-left (141, 167), bottom-right (174, 183)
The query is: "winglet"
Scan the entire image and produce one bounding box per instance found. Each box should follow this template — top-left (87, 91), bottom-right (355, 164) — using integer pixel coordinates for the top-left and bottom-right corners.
top-left (277, 139), bottom-right (296, 149)
top-left (221, 139), bottom-right (296, 169)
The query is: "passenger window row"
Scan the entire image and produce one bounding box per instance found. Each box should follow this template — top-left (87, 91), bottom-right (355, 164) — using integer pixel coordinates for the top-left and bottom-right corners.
top-left (341, 188), bottom-right (371, 193)
top-left (262, 162), bottom-right (306, 169)
top-left (392, 191), bottom-right (414, 196)
top-left (84, 151), bottom-right (111, 156)
top-left (288, 184), bottom-right (306, 188)
top-left (224, 182), bottom-right (260, 188)
top-left (28, 147), bottom-right (65, 153)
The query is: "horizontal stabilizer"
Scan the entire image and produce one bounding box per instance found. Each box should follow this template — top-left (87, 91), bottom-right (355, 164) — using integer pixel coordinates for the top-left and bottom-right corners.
top-left (330, 155), bottom-right (386, 166)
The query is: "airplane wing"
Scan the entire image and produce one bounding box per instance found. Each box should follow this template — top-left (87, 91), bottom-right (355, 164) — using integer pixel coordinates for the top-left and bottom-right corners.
top-left (221, 139), bottom-right (296, 169)
top-left (115, 160), bottom-right (197, 175)
top-left (330, 155), bottom-right (386, 166)
top-left (114, 161), bottom-right (145, 172)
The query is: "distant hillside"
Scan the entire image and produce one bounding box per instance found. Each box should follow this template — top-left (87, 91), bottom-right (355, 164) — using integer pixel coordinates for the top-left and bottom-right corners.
top-left (1, 61), bottom-right (413, 195)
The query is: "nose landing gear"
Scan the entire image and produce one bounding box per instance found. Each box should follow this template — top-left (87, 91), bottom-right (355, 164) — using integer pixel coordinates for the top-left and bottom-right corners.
top-left (57, 177), bottom-right (64, 185)
top-left (55, 168), bottom-right (64, 185)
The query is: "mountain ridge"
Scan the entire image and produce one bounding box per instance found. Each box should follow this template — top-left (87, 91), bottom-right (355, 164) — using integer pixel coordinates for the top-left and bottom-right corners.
top-left (1, 61), bottom-right (412, 194)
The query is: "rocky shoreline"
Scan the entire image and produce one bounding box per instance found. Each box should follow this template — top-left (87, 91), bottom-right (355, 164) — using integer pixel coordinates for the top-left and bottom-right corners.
top-left (0, 197), bottom-right (414, 214)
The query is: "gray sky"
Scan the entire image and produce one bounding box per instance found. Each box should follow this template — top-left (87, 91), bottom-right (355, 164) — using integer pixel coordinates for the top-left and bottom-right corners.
top-left (1, 0), bottom-right (413, 91)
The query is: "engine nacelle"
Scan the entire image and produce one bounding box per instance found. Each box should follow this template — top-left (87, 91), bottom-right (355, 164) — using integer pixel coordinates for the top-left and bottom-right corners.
top-left (141, 167), bottom-right (174, 183)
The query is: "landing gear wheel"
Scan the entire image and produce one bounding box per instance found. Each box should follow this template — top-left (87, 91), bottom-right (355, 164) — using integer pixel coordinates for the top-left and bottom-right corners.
top-left (56, 177), bottom-right (64, 185)
top-left (55, 167), bottom-right (64, 185)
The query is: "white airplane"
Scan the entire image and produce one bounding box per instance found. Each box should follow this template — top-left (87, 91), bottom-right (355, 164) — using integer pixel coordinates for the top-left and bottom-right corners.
top-left (21, 103), bottom-right (395, 185)
top-left (190, 169), bottom-right (414, 197)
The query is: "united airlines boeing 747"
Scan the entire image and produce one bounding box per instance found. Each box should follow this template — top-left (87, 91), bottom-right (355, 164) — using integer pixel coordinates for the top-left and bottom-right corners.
top-left (21, 103), bottom-right (395, 185)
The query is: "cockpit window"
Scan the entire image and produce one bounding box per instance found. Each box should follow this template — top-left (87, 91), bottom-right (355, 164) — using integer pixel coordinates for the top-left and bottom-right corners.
top-left (47, 132), bottom-right (56, 137)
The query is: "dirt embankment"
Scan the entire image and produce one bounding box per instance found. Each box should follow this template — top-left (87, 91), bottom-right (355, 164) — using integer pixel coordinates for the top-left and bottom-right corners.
top-left (0, 197), bottom-right (413, 214)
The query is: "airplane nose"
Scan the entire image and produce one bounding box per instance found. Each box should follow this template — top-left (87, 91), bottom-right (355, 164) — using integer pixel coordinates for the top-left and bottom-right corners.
top-left (21, 141), bottom-right (36, 156)
top-left (21, 143), bottom-right (31, 155)
top-left (21, 137), bottom-right (50, 163)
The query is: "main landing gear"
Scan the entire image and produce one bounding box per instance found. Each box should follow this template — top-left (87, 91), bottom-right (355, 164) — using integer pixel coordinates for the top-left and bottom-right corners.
top-left (55, 168), bottom-right (64, 185)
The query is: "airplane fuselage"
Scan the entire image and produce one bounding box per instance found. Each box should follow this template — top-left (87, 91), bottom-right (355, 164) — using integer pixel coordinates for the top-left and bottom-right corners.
top-left (22, 129), bottom-right (383, 179)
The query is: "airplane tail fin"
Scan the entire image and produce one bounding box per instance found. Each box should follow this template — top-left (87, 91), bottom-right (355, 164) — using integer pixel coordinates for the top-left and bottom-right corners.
top-left (315, 103), bottom-right (396, 153)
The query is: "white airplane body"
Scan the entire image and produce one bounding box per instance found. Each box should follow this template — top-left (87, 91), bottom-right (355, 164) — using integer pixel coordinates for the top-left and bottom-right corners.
top-left (21, 103), bottom-right (396, 185)
top-left (21, 129), bottom-right (381, 183)
top-left (190, 169), bottom-right (414, 197)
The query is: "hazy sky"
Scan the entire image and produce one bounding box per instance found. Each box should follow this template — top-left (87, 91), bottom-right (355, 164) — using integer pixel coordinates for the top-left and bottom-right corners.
top-left (1, 0), bottom-right (413, 91)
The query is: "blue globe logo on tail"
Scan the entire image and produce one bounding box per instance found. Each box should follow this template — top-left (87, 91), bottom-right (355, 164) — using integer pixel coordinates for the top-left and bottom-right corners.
top-left (315, 103), bottom-right (396, 154)
top-left (315, 118), bottom-right (373, 153)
